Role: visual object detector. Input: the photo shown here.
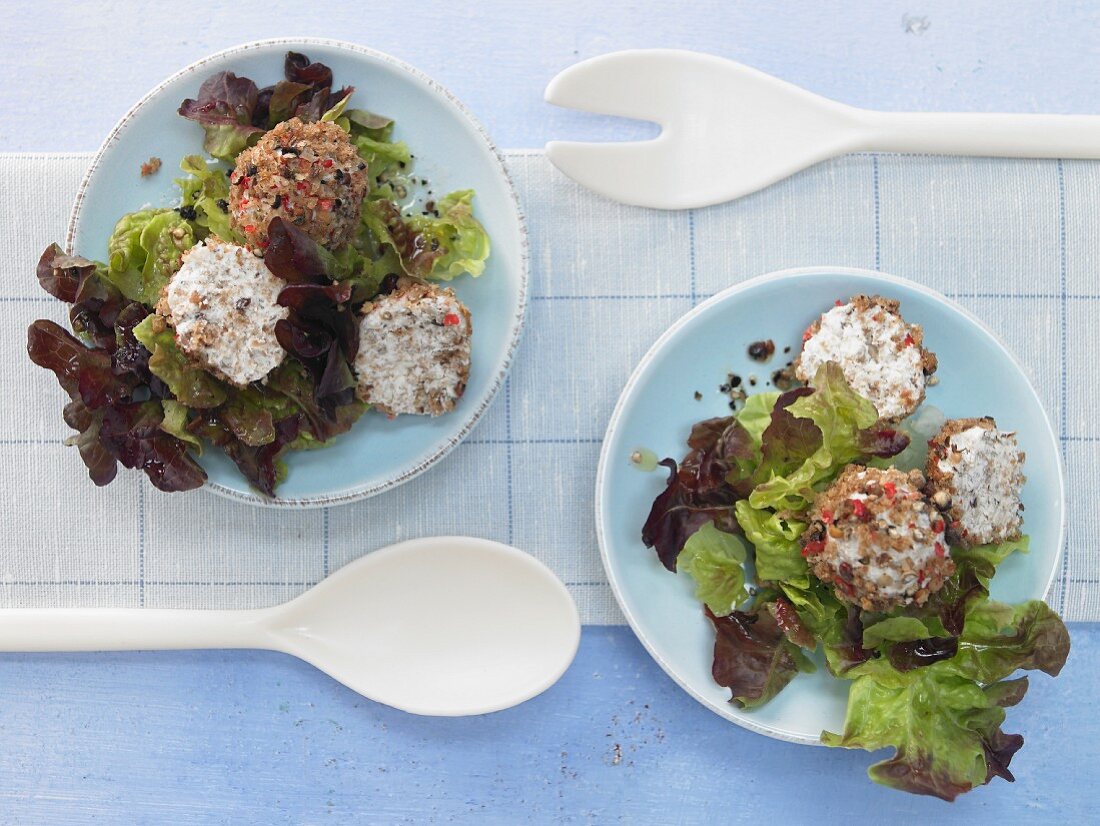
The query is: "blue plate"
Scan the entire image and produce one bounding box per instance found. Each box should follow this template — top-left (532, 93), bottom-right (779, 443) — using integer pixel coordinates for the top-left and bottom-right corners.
top-left (595, 267), bottom-right (1064, 743)
top-left (69, 38), bottom-right (527, 507)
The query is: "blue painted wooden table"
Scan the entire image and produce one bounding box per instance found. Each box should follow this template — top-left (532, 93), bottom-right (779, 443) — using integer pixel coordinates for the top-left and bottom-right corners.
top-left (2, 2), bottom-right (1096, 821)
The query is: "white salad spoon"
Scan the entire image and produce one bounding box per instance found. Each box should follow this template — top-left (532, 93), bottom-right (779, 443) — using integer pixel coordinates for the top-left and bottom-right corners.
top-left (0, 537), bottom-right (580, 716)
top-left (545, 49), bottom-right (1100, 209)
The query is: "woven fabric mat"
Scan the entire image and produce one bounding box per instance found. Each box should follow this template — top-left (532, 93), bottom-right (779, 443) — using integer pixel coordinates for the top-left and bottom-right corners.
top-left (0, 151), bottom-right (1095, 623)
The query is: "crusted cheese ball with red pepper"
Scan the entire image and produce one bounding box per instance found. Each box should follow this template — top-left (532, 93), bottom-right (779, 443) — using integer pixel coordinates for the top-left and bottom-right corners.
top-left (795, 295), bottom-right (937, 422)
top-left (229, 118), bottom-right (369, 251)
top-left (158, 239), bottom-right (288, 387)
top-left (802, 465), bottom-right (954, 612)
top-left (925, 417), bottom-right (1026, 548)
top-left (353, 278), bottom-right (472, 417)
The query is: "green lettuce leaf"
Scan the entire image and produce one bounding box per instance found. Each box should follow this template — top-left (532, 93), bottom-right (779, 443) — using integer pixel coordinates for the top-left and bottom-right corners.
top-left (734, 391), bottom-right (780, 447)
top-left (862, 616), bottom-right (936, 649)
top-left (176, 155), bottom-right (240, 243)
top-left (734, 500), bottom-right (806, 583)
top-left (410, 190), bottom-right (490, 280)
top-left (159, 400), bottom-right (203, 452)
top-left (825, 595), bottom-right (1070, 799)
top-left (748, 364), bottom-right (877, 512)
top-left (106, 209), bottom-right (194, 305)
top-left (132, 316), bottom-right (226, 408)
top-left (677, 522), bottom-right (749, 615)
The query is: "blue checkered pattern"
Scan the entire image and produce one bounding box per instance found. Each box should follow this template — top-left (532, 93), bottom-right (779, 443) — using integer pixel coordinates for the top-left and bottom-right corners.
top-left (0, 151), bottom-right (1094, 622)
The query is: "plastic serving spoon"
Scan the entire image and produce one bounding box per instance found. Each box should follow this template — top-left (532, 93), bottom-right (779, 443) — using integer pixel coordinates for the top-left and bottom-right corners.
top-left (545, 49), bottom-right (1100, 209)
top-left (0, 537), bottom-right (580, 716)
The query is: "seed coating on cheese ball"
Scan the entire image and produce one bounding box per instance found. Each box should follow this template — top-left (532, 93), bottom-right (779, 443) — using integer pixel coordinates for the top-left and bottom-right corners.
top-left (802, 465), bottom-right (954, 612)
top-left (229, 118), bottom-right (369, 251)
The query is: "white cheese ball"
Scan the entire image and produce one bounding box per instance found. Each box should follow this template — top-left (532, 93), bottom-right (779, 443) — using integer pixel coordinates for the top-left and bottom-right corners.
top-left (926, 418), bottom-right (1026, 547)
top-left (354, 278), bottom-right (472, 417)
top-left (163, 239), bottom-right (289, 386)
top-left (796, 295), bottom-right (936, 421)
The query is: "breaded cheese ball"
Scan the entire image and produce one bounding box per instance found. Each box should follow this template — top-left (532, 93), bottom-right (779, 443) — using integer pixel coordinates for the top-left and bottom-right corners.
top-left (159, 239), bottom-right (288, 387)
top-left (796, 295), bottom-right (937, 422)
top-left (925, 417), bottom-right (1026, 548)
top-left (802, 465), bottom-right (954, 612)
top-left (354, 278), bottom-right (472, 416)
top-left (229, 118), bottom-right (369, 251)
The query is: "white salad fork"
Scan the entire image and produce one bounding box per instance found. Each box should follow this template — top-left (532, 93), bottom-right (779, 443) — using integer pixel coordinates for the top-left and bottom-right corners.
top-left (544, 49), bottom-right (1100, 209)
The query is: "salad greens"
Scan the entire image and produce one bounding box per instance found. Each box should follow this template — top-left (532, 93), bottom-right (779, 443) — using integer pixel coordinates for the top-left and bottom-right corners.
top-left (28, 51), bottom-right (490, 496)
top-left (642, 363), bottom-right (1069, 800)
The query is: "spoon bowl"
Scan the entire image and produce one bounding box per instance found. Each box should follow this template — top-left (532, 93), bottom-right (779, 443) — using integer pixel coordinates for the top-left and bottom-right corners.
top-left (272, 537), bottom-right (581, 715)
top-left (0, 537), bottom-right (580, 716)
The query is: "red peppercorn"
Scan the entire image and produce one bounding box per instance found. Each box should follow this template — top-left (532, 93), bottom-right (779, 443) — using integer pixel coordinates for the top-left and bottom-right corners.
top-left (243, 225), bottom-right (256, 233)
top-left (322, 159), bottom-right (333, 168)
top-left (934, 542), bottom-right (945, 558)
top-left (259, 240), bottom-right (269, 249)
top-left (296, 181), bottom-right (308, 191)
top-left (834, 299), bottom-right (843, 307)
top-left (443, 313), bottom-right (461, 326)
top-left (883, 481), bottom-right (897, 498)
top-left (240, 199), bottom-right (249, 207)
top-left (318, 198), bottom-right (333, 211)
top-left (904, 333), bottom-right (915, 347)
top-left (802, 326), bottom-right (814, 343)
top-left (239, 176), bottom-right (250, 190)
top-left (821, 509), bottom-right (833, 524)
top-left (802, 540), bottom-right (826, 557)
top-left (932, 519), bottom-right (945, 534)
top-left (850, 498), bottom-right (869, 519)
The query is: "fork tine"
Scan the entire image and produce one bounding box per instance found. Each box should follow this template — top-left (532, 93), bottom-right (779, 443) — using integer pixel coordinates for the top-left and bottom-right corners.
top-left (545, 138), bottom-right (698, 210)
top-left (544, 50), bottom-right (691, 125)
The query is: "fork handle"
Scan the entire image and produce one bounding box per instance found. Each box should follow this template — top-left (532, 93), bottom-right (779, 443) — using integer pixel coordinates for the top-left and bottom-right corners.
top-left (864, 110), bottom-right (1100, 158)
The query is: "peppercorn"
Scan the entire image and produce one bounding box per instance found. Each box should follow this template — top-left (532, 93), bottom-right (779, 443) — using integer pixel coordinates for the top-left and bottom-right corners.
top-left (177, 205), bottom-right (197, 221)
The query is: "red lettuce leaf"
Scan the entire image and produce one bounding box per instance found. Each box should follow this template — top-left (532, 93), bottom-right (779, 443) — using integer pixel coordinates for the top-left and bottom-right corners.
top-left (708, 605), bottom-right (808, 708)
top-left (857, 426), bottom-right (911, 458)
top-left (265, 216), bottom-right (338, 284)
top-left (37, 244), bottom-right (126, 352)
top-left (178, 71), bottom-right (265, 158)
top-left (99, 402), bottom-right (206, 492)
top-left (759, 387), bottom-right (821, 468)
top-left (190, 411), bottom-right (299, 497)
top-left (63, 399), bottom-right (117, 486)
top-left (641, 417), bottom-right (752, 571)
top-left (27, 320), bottom-right (130, 408)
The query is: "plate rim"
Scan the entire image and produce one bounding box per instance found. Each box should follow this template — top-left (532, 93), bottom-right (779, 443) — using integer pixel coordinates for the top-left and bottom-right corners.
top-left (67, 37), bottom-right (529, 509)
top-left (594, 264), bottom-right (1066, 745)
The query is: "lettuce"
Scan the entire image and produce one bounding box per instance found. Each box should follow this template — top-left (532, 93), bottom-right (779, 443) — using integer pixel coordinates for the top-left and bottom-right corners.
top-left (823, 596), bottom-right (1069, 800)
top-left (178, 71), bottom-right (264, 161)
top-left (363, 191), bottom-right (490, 282)
top-left (708, 605), bottom-right (815, 709)
top-left (677, 522), bottom-right (749, 615)
top-left (734, 500), bottom-right (806, 583)
top-left (132, 316), bottom-right (226, 408)
top-left (176, 155), bottom-right (240, 243)
top-left (748, 364), bottom-right (885, 511)
top-left (106, 209), bottom-right (194, 305)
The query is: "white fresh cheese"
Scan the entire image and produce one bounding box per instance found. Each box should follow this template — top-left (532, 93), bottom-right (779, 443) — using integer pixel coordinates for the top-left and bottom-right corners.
top-left (165, 240), bottom-right (288, 386)
top-left (798, 302), bottom-right (924, 420)
top-left (939, 425), bottom-right (1024, 544)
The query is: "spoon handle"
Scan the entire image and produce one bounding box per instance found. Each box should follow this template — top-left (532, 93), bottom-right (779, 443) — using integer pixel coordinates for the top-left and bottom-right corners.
top-left (863, 110), bottom-right (1100, 159)
top-left (0, 608), bottom-right (271, 652)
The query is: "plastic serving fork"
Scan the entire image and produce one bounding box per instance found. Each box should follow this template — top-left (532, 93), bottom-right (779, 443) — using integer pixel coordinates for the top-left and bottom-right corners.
top-left (545, 49), bottom-right (1100, 209)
